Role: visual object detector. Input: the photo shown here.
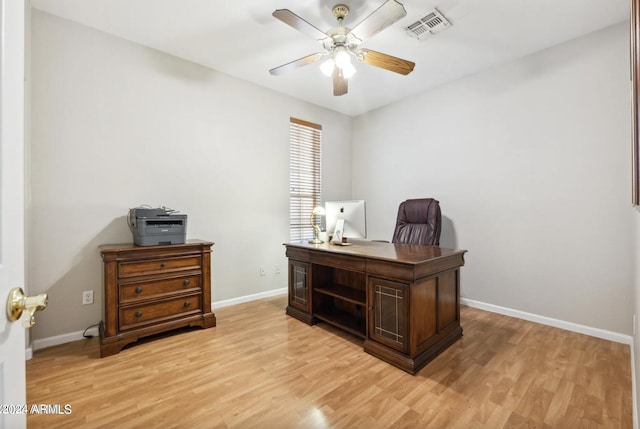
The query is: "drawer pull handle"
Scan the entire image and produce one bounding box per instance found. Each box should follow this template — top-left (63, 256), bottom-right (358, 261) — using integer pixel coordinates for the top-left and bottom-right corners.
top-left (135, 311), bottom-right (143, 318)
top-left (183, 279), bottom-right (190, 286)
top-left (135, 287), bottom-right (142, 294)
top-left (160, 263), bottom-right (166, 268)
top-left (184, 301), bottom-right (190, 308)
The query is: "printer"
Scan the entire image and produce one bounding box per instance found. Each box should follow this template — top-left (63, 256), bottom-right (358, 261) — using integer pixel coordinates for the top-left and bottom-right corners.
top-left (128, 207), bottom-right (187, 246)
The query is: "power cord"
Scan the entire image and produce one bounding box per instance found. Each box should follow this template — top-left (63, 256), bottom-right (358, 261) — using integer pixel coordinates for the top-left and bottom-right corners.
top-left (82, 323), bottom-right (101, 338)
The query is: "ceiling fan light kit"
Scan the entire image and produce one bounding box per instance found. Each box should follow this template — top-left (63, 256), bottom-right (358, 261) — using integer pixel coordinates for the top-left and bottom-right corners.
top-left (270, 0), bottom-right (415, 96)
top-left (321, 46), bottom-right (357, 79)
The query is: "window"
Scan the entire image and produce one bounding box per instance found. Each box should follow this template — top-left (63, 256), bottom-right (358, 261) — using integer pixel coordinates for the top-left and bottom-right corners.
top-left (289, 117), bottom-right (322, 241)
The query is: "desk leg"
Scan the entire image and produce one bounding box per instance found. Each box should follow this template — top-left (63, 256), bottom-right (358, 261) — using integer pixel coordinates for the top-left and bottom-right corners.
top-left (286, 305), bottom-right (316, 325)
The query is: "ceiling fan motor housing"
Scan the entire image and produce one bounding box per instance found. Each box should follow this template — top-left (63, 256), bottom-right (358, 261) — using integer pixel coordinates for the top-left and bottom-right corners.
top-left (332, 5), bottom-right (350, 20)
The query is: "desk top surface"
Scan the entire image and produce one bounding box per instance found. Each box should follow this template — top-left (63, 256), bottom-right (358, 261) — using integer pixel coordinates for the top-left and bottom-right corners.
top-left (285, 240), bottom-right (466, 265)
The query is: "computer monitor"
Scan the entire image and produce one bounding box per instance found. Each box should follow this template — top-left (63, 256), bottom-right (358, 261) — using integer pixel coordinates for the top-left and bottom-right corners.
top-left (325, 200), bottom-right (367, 240)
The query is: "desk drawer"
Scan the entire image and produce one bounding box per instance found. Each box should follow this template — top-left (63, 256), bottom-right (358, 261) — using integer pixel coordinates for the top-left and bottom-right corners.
top-left (119, 295), bottom-right (202, 331)
top-left (311, 252), bottom-right (365, 272)
top-left (118, 256), bottom-right (201, 278)
top-left (286, 247), bottom-right (310, 262)
top-left (119, 274), bottom-right (201, 304)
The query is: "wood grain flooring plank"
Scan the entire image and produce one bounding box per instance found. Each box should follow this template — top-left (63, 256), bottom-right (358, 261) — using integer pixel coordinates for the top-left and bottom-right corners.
top-left (26, 296), bottom-right (632, 428)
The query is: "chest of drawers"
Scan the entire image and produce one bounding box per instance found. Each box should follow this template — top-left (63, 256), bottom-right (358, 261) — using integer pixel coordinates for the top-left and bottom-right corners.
top-left (99, 240), bottom-right (216, 357)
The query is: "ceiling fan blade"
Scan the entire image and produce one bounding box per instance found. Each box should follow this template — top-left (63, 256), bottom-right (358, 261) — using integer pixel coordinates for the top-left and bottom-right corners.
top-left (273, 9), bottom-right (330, 42)
top-left (333, 68), bottom-right (348, 96)
top-left (349, 0), bottom-right (407, 43)
top-left (356, 49), bottom-right (415, 75)
top-left (270, 52), bottom-right (326, 76)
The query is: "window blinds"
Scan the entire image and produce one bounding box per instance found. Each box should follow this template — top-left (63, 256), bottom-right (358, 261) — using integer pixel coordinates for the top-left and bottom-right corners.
top-left (290, 118), bottom-right (322, 241)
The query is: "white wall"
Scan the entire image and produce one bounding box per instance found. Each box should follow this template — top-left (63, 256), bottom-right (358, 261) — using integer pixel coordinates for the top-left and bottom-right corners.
top-left (28, 11), bottom-right (353, 340)
top-left (353, 22), bottom-right (634, 334)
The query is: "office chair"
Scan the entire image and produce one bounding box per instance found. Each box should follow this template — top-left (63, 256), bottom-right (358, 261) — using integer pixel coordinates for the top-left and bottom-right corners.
top-left (391, 198), bottom-right (442, 246)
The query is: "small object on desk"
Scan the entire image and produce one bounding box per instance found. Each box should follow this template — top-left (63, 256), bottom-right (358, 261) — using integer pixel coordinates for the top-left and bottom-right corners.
top-left (309, 206), bottom-right (326, 244)
top-left (330, 219), bottom-right (345, 244)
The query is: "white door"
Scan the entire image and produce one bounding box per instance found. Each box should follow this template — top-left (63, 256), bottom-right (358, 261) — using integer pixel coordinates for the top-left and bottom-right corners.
top-left (0, 1), bottom-right (27, 428)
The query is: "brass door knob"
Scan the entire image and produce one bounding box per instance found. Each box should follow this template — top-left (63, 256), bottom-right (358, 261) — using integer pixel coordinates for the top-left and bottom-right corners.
top-left (6, 287), bottom-right (48, 328)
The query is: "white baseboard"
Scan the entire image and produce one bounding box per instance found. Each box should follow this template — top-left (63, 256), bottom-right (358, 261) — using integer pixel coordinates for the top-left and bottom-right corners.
top-left (31, 325), bottom-right (100, 354)
top-left (461, 297), bottom-right (633, 345)
top-left (212, 288), bottom-right (287, 309)
top-left (28, 288), bottom-right (288, 355)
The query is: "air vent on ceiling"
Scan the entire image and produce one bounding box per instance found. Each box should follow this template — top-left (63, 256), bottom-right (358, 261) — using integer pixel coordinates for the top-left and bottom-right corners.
top-left (405, 8), bottom-right (451, 40)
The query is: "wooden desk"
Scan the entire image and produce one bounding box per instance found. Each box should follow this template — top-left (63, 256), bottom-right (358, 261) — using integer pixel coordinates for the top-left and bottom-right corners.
top-left (284, 240), bottom-right (466, 374)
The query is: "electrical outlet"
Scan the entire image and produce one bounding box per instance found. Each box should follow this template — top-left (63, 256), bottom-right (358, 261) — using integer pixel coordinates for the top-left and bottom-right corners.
top-left (82, 290), bottom-right (94, 305)
top-left (274, 265), bottom-right (281, 275)
top-left (259, 266), bottom-right (266, 276)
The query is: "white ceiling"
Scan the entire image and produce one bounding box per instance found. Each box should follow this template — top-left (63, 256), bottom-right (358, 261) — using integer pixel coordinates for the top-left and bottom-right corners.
top-left (31, 0), bottom-right (630, 117)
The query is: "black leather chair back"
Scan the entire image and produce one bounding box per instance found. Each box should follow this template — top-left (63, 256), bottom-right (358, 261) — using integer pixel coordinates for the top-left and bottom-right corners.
top-left (391, 198), bottom-right (442, 246)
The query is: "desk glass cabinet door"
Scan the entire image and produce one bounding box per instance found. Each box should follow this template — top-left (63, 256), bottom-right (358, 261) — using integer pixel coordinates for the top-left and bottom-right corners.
top-left (288, 260), bottom-right (310, 313)
top-left (368, 277), bottom-right (408, 353)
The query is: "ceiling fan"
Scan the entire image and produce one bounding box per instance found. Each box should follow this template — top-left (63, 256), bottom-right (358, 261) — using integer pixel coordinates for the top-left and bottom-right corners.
top-left (269, 0), bottom-right (415, 96)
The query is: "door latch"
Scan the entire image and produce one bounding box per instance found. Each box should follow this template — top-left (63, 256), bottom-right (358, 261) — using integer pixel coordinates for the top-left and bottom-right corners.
top-left (6, 287), bottom-right (48, 327)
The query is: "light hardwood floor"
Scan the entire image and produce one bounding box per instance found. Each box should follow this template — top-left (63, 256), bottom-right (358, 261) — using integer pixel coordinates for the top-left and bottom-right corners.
top-left (27, 294), bottom-right (632, 428)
